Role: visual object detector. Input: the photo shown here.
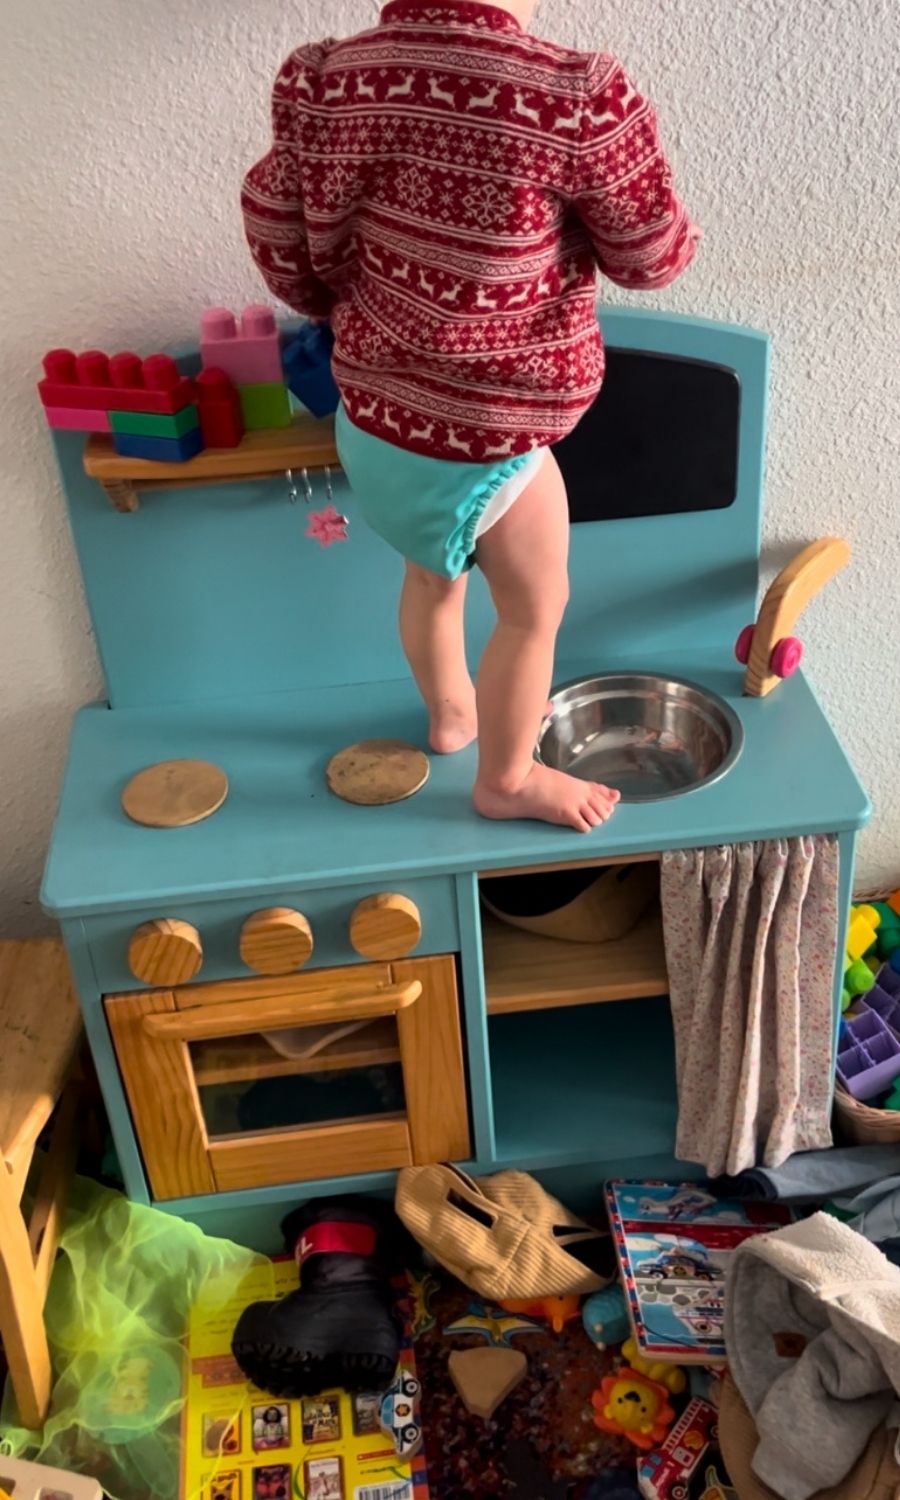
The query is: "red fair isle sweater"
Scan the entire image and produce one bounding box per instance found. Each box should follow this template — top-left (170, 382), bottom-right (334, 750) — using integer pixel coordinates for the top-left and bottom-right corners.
top-left (242, 0), bottom-right (697, 462)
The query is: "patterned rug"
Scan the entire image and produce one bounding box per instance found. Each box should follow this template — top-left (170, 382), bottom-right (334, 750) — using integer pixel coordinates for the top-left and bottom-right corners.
top-left (406, 1274), bottom-right (642, 1500)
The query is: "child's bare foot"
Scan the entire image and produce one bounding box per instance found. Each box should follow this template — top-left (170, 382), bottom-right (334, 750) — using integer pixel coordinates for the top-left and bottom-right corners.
top-left (429, 698), bottom-right (478, 754)
top-left (473, 763), bottom-right (620, 832)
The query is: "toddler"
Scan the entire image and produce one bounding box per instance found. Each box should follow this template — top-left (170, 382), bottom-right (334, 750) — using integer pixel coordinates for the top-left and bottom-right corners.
top-left (243, 0), bottom-right (697, 831)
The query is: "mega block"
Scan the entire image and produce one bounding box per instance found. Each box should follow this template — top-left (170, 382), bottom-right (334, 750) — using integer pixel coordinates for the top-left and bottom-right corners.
top-left (44, 405), bottom-right (111, 432)
top-left (238, 380), bottom-right (291, 431)
top-left (112, 427), bottom-right (205, 463)
top-left (196, 367), bottom-right (245, 448)
top-left (38, 348), bottom-right (196, 415)
top-left (110, 406), bottom-right (200, 438)
top-left (283, 322), bottom-right (340, 417)
top-left (200, 305), bottom-right (284, 385)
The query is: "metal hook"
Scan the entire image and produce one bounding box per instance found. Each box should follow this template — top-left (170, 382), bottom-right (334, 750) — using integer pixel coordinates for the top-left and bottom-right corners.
top-left (285, 468), bottom-right (300, 505)
top-left (324, 465), bottom-right (334, 504)
top-left (301, 467), bottom-right (314, 504)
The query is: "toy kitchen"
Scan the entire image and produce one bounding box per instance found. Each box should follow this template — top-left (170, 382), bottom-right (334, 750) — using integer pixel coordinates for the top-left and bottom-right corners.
top-left (40, 307), bottom-right (869, 1251)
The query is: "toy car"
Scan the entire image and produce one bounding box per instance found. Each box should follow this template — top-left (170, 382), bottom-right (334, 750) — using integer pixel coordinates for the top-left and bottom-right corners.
top-left (379, 1370), bottom-right (422, 1458)
top-left (642, 1249), bottom-right (714, 1281)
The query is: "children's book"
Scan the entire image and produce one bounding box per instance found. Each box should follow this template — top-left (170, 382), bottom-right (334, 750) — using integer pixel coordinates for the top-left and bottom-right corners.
top-left (181, 1257), bottom-right (430, 1500)
top-left (605, 1181), bottom-right (794, 1364)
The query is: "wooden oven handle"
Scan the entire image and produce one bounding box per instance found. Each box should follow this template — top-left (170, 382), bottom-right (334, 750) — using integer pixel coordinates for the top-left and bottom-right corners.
top-left (141, 979), bottom-right (422, 1042)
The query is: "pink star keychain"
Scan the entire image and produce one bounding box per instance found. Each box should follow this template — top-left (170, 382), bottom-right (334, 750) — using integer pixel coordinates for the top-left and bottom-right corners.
top-left (306, 504), bottom-right (349, 547)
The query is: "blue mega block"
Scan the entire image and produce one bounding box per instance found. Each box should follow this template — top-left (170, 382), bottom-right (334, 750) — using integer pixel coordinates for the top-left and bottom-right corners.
top-left (112, 427), bottom-right (204, 463)
top-left (282, 323), bottom-right (340, 418)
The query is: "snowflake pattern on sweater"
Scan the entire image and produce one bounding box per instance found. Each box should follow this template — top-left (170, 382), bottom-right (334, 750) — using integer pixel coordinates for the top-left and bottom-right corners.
top-left (242, 0), bottom-right (697, 461)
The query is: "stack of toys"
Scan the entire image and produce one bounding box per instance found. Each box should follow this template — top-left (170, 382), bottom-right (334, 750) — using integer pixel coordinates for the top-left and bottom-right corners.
top-left (200, 305), bottom-right (290, 432)
top-left (842, 896), bottom-right (900, 1010)
top-left (38, 348), bottom-right (205, 461)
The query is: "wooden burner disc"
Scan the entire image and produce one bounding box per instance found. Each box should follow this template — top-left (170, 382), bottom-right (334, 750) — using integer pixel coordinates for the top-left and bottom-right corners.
top-left (326, 739), bottom-right (430, 806)
top-left (122, 759), bottom-right (229, 828)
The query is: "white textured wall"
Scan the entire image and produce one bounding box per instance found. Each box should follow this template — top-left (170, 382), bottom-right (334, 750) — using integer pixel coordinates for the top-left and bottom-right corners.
top-left (2, 0), bottom-right (898, 932)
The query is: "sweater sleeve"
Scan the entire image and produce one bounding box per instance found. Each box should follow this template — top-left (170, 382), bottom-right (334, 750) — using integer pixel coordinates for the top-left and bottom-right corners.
top-left (570, 59), bottom-right (699, 291)
top-left (241, 51), bottom-right (336, 319)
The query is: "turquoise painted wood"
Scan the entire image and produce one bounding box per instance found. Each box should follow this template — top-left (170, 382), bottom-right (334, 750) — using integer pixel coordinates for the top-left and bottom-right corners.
top-left (42, 309), bottom-right (871, 1250)
top-left (81, 875), bottom-right (458, 993)
top-left (50, 311), bottom-right (767, 711)
top-left (42, 653), bottom-right (869, 918)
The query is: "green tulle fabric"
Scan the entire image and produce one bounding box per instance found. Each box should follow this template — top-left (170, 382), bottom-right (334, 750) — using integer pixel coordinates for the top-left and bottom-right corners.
top-left (1, 1175), bottom-right (272, 1499)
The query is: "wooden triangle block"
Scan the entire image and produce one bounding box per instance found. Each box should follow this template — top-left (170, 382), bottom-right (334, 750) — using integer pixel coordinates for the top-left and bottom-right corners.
top-left (449, 1347), bottom-right (527, 1419)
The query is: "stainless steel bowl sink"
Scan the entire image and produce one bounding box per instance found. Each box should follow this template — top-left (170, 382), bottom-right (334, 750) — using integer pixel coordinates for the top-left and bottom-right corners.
top-left (537, 673), bottom-right (743, 802)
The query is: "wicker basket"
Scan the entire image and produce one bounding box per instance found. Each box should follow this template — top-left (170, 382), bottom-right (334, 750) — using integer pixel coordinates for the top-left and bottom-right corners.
top-left (833, 1084), bottom-right (900, 1146)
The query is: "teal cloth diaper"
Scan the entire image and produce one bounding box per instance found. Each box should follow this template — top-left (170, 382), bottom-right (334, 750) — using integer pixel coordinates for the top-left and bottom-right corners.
top-left (335, 404), bottom-right (538, 579)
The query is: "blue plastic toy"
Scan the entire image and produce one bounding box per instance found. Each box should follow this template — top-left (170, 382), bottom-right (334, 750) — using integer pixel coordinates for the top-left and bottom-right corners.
top-left (282, 322), bottom-right (340, 418)
top-left (582, 1283), bottom-right (630, 1350)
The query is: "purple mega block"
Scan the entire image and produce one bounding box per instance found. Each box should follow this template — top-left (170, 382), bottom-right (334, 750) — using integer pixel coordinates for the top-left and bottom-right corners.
top-left (860, 985), bottom-right (900, 1040)
top-left (837, 1007), bottom-right (900, 1100)
top-left (879, 962), bottom-right (900, 996)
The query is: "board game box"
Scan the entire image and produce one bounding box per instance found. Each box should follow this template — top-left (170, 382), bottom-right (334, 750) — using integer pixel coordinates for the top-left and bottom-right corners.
top-left (181, 1257), bottom-right (429, 1500)
top-left (605, 1181), bottom-right (793, 1364)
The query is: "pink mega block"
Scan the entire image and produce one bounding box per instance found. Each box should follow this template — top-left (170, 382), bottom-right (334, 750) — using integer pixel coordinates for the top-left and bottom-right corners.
top-left (44, 405), bottom-right (111, 432)
top-left (200, 304), bottom-right (284, 385)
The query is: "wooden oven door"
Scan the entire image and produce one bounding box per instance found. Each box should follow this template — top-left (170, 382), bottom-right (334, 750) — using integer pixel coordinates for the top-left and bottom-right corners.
top-left (105, 955), bottom-right (469, 1200)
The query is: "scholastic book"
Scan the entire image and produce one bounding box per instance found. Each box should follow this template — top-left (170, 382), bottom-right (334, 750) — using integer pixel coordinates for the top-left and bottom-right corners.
top-left (181, 1257), bottom-right (430, 1500)
top-left (605, 1181), bottom-right (794, 1364)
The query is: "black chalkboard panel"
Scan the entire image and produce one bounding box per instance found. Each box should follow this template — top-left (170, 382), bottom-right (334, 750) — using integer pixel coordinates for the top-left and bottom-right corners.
top-left (553, 349), bottom-right (740, 523)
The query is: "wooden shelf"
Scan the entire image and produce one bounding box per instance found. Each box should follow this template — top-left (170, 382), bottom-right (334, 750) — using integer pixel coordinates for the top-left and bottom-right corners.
top-left (83, 412), bottom-right (339, 511)
top-left (192, 1018), bottom-right (399, 1087)
top-left (483, 905), bottom-right (668, 1014)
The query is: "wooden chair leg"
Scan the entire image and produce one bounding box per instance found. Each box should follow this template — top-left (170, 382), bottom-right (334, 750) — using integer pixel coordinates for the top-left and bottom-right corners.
top-left (0, 1166), bottom-right (52, 1430)
top-left (28, 1081), bottom-right (80, 1303)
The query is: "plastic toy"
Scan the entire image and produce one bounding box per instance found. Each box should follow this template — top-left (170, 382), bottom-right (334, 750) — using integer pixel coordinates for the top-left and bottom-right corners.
top-left (195, 367), bottom-right (244, 448)
top-left (283, 322), bottom-right (340, 417)
top-left (836, 1004), bottom-right (900, 1100)
top-left (637, 1398), bottom-right (731, 1500)
top-left (498, 1293), bottom-right (581, 1333)
top-left (735, 536), bottom-right (850, 697)
top-left (583, 1283), bottom-right (631, 1349)
top-left (622, 1337), bottom-right (687, 1394)
top-left (239, 381), bottom-right (292, 431)
top-left (378, 1368), bottom-right (422, 1457)
top-left (232, 1198), bottom-right (401, 1396)
top-left (448, 1345), bottom-right (527, 1418)
top-left (841, 901), bottom-right (883, 1010)
top-left (442, 1301), bottom-right (542, 1346)
top-left (592, 1366), bottom-right (676, 1451)
top-left (38, 348), bottom-right (195, 414)
top-left (44, 405), bottom-right (111, 432)
top-left (200, 305), bottom-right (284, 385)
top-left (109, 406), bottom-right (200, 439)
top-left (111, 427), bottom-right (205, 464)
top-left (885, 1080), bottom-right (900, 1110)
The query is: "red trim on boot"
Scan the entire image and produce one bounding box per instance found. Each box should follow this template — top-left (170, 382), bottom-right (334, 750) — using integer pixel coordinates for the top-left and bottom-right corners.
top-left (295, 1220), bottom-right (377, 1265)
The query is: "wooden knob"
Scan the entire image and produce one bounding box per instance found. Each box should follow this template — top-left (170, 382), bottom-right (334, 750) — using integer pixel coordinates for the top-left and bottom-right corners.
top-left (240, 908), bottom-right (314, 975)
top-left (128, 919), bottom-right (203, 985)
top-left (350, 894), bottom-right (422, 960)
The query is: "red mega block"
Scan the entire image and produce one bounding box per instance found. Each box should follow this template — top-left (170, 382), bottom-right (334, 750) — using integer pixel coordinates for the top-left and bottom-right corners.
top-left (38, 349), bottom-right (196, 415)
top-left (195, 367), bottom-right (245, 448)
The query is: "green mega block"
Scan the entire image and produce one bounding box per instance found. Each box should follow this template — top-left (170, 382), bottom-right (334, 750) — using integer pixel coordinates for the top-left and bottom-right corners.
top-left (109, 405), bottom-right (200, 438)
top-left (239, 382), bottom-right (291, 431)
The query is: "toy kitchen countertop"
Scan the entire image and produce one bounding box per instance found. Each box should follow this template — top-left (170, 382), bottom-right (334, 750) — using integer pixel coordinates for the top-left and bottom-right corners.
top-left (43, 651), bottom-right (867, 920)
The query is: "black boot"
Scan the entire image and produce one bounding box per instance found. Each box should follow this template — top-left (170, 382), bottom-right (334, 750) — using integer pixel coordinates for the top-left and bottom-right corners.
top-left (232, 1197), bottom-right (402, 1397)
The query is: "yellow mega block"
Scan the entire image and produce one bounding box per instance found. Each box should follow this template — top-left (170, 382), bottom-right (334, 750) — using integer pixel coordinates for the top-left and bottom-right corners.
top-left (847, 911), bottom-right (878, 962)
top-left (855, 903), bottom-right (881, 929)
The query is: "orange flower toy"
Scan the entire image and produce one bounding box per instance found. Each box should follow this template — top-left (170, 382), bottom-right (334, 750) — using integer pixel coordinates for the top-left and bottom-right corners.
top-left (591, 1367), bottom-right (676, 1451)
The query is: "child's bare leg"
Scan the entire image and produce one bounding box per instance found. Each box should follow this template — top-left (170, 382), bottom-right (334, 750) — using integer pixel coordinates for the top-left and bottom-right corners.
top-left (399, 563), bottom-right (478, 753)
top-left (473, 453), bottom-right (620, 832)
